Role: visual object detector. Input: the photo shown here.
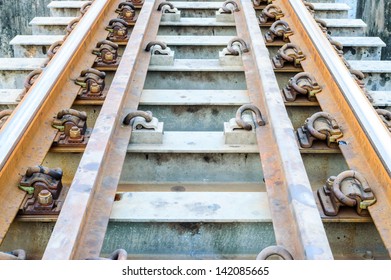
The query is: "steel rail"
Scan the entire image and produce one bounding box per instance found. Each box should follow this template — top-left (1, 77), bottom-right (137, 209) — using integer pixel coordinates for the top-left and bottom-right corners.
top-left (237, 0), bottom-right (333, 259)
top-left (0, 0), bottom-right (107, 169)
top-left (43, 0), bottom-right (162, 260)
top-left (291, 0), bottom-right (391, 175)
top-left (277, 0), bottom-right (391, 256)
top-left (0, 0), bottom-right (124, 244)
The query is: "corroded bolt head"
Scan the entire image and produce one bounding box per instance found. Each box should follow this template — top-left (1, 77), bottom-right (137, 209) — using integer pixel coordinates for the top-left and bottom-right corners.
top-left (38, 189), bottom-right (53, 205)
top-left (104, 52), bottom-right (114, 62)
top-left (116, 29), bottom-right (126, 36)
top-left (90, 82), bottom-right (100, 93)
top-left (69, 126), bottom-right (81, 139)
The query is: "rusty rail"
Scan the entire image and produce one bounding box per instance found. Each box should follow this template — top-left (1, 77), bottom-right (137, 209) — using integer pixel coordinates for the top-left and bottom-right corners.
top-left (277, 0), bottom-right (391, 256)
top-left (236, 0), bottom-right (333, 260)
top-left (0, 0), bottom-right (124, 244)
top-left (290, 1), bottom-right (391, 173)
top-left (0, 0), bottom-right (390, 260)
top-left (43, 0), bottom-right (162, 260)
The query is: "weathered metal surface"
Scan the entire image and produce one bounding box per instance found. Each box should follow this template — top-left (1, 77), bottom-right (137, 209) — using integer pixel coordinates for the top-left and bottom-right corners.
top-left (282, 72), bottom-right (321, 102)
top-left (297, 112), bottom-right (343, 148)
top-left (279, 0), bottom-right (391, 256)
top-left (43, 0), bottom-right (162, 260)
top-left (318, 170), bottom-right (376, 217)
top-left (0, 0), bottom-right (120, 245)
top-left (236, 0), bottom-right (333, 259)
top-left (0, 0), bottom-right (388, 258)
top-left (18, 166), bottom-right (63, 215)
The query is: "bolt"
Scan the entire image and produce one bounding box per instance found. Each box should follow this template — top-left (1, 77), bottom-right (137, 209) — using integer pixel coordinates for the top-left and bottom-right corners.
top-left (125, 11), bottom-right (133, 18)
top-left (117, 29), bottom-right (126, 36)
top-left (38, 189), bottom-right (53, 205)
top-left (104, 52), bottom-right (114, 62)
top-left (90, 82), bottom-right (100, 94)
top-left (69, 126), bottom-right (81, 139)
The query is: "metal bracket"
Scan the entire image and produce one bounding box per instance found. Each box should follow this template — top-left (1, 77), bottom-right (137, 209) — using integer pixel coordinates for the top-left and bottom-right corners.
top-left (157, 1), bottom-right (177, 13)
top-left (219, 1), bottom-right (240, 13)
top-left (123, 110), bottom-right (163, 144)
top-left (24, 68), bottom-right (42, 92)
top-left (145, 41), bottom-right (174, 65)
top-left (224, 105), bottom-right (264, 144)
top-left (326, 35), bottom-right (351, 69)
top-left (258, 4), bottom-right (284, 24)
top-left (0, 109), bottom-right (13, 130)
top-left (350, 69), bottom-right (365, 82)
top-left (282, 72), bottom-right (321, 102)
top-left (17, 68), bottom-right (43, 101)
top-left (43, 40), bottom-right (64, 67)
top-left (326, 34), bottom-right (343, 54)
top-left (132, 116), bottom-right (159, 130)
top-left (256, 245), bottom-right (294, 260)
top-left (219, 38), bottom-right (249, 66)
top-left (216, 0), bottom-right (239, 22)
top-left (145, 41), bottom-right (170, 55)
top-left (376, 109), bottom-right (391, 132)
top-left (65, 17), bottom-right (81, 37)
top-left (158, 2), bottom-right (181, 21)
top-left (350, 69), bottom-right (373, 102)
top-left (235, 104), bottom-right (266, 130)
top-left (116, 2), bottom-right (137, 23)
top-left (75, 68), bottom-right (106, 99)
top-left (318, 170), bottom-right (376, 216)
top-left (80, 1), bottom-right (92, 15)
top-left (223, 38), bottom-right (249, 55)
top-left (47, 40), bottom-right (63, 59)
top-left (52, 109), bottom-right (89, 147)
top-left (18, 166), bottom-right (64, 215)
top-left (272, 43), bottom-right (306, 69)
top-left (105, 18), bottom-right (129, 42)
top-left (303, 1), bottom-right (315, 16)
top-left (224, 114), bottom-right (257, 145)
top-left (264, 20), bottom-right (293, 43)
top-left (315, 18), bottom-right (328, 34)
top-left (92, 40), bottom-right (119, 67)
top-left (297, 112), bottom-right (343, 148)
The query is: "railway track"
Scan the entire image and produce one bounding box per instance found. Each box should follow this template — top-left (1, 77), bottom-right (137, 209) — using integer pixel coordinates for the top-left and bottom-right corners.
top-left (0, 0), bottom-right (390, 260)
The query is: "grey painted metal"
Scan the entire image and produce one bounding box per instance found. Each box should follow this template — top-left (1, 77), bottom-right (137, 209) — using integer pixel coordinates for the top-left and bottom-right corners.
top-left (290, 0), bottom-right (391, 176)
top-left (0, 0), bottom-right (108, 170)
